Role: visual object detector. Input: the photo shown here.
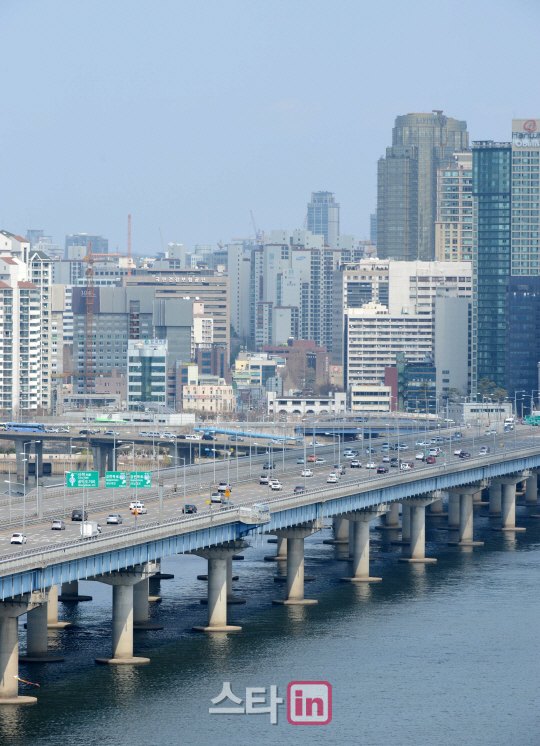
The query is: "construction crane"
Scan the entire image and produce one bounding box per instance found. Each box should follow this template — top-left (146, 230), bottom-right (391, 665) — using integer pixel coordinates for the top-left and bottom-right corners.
top-left (127, 214), bottom-right (132, 276)
top-left (232, 211), bottom-right (264, 244)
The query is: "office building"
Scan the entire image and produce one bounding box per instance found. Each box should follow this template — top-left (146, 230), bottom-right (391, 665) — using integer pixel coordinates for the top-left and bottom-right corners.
top-left (65, 233), bottom-right (108, 255)
top-left (377, 112), bottom-right (469, 261)
top-left (349, 383), bottom-right (391, 413)
top-left (182, 378), bottom-right (234, 414)
top-left (370, 211), bottom-right (377, 245)
top-left (435, 152), bottom-right (474, 262)
top-left (401, 353), bottom-right (438, 414)
top-left (267, 390), bottom-right (346, 417)
top-left (344, 303), bottom-right (433, 389)
top-left (434, 285), bottom-right (471, 396)
top-left (226, 243), bottom-right (252, 339)
top-left (127, 339), bottom-right (168, 409)
top-left (307, 191), bottom-right (340, 247)
top-left (471, 140), bottom-right (512, 393)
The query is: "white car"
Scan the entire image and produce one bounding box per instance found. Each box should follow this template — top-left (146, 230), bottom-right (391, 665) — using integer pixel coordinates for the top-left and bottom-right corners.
top-left (129, 502), bottom-right (147, 514)
top-left (327, 473), bottom-right (338, 483)
top-left (185, 434), bottom-right (200, 440)
top-left (365, 462), bottom-right (376, 469)
top-left (301, 469), bottom-right (314, 477)
top-left (382, 455), bottom-right (390, 463)
top-left (309, 441), bottom-right (324, 446)
top-left (269, 481), bottom-right (283, 490)
top-left (344, 453), bottom-right (356, 459)
top-left (397, 443), bottom-right (408, 449)
top-left (11, 533), bottom-right (27, 544)
top-left (316, 458), bottom-right (326, 464)
top-left (415, 452), bottom-right (425, 460)
top-left (416, 440), bottom-right (430, 447)
top-left (453, 449), bottom-right (463, 456)
top-left (162, 432), bottom-right (176, 438)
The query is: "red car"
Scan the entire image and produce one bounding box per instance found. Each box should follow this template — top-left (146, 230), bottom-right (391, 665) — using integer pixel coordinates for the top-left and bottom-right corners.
top-left (426, 456), bottom-right (436, 464)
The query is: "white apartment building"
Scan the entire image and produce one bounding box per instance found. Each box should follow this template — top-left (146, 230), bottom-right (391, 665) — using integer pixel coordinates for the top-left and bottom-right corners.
top-left (345, 303), bottom-right (433, 388)
top-left (28, 250), bottom-right (53, 412)
top-left (227, 243), bottom-right (252, 339)
top-left (332, 259), bottom-right (472, 365)
top-left (349, 384), bottom-right (392, 413)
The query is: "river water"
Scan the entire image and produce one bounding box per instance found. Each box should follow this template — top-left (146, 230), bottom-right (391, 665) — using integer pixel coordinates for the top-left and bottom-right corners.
top-left (1, 505), bottom-right (540, 746)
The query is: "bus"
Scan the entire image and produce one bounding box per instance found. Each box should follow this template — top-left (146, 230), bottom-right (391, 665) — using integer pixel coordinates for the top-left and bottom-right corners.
top-left (5, 423), bottom-right (46, 433)
top-left (94, 416), bottom-right (129, 424)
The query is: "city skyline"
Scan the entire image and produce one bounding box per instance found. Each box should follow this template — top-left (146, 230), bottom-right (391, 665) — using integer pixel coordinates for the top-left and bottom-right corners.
top-left (0, 0), bottom-right (537, 254)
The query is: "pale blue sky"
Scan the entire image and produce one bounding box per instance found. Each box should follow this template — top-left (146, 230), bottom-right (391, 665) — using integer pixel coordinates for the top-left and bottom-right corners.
top-left (0, 0), bottom-right (536, 253)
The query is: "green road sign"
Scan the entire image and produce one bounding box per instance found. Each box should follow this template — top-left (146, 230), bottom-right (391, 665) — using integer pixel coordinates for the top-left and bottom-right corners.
top-left (105, 471), bottom-right (128, 488)
top-left (129, 471), bottom-right (152, 488)
top-left (66, 471), bottom-right (99, 489)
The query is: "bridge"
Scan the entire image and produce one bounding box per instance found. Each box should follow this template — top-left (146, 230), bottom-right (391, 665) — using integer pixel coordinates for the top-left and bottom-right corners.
top-left (0, 425), bottom-right (538, 703)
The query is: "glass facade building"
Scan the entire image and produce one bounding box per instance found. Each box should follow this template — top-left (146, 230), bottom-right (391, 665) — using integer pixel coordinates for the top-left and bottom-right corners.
top-left (506, 276), bottom-right (540, 402)
top-left (471, 142), bottom-right (511, 393)
top-left (306, 192), bottom-right (340, 247)
top-left (378, 112), bottom-right (469, 261)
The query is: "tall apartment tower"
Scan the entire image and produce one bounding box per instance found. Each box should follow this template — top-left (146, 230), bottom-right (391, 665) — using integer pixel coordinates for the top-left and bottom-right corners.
top-left (435, 152), bottom-right (473, 262)
top-left (307, 192), bottom-right (340, 247)
top-left (377, 112), bottom-right (469, 261)
top-left (65, 233), bottom-right (108, 256)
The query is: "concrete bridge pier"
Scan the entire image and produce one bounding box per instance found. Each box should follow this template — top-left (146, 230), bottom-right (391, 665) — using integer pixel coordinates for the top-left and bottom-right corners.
top-left (448, 487), bottom-right (484, 547)
top-left (21, 590), bottom-right (65, 663)
top-left (399, 495), bottom-right (439, 563)
top-left (133, 577), bottom-right (163, 630)
top-left (46, 585), bottom-right (72, 629)
top-left (0, 593), bottom-right (46, 704)
top-left (34, 441), bottom-right (43, 486)
top-left (323, 516), bottom-right (349, 544)
top-left (448, 492), bottom-right (460, 528)
top-left (193, 541), bottom-right (247, 631)
top-left (428, 496), bottom-right (445, 515)
top-left (492, 474), bottom-right (529, 532)
top-left (265, 535), bottom-right (287, 561)
top-left (489, 483), bottom-right (502, 516)
top-left (378, 502), bottom-right (400, 530)
top-left (340, 507), bottom-right (388, 582)
top-left (15, 440), bottom-right (31, 483)
top-left (92, 443), bottom-right (115, 478)
top-left (273, 523), bottom-right (321, 605)
top-left (391, 502), bottom-right (411, 545)
top-left (525, 473), bottom-right (538, 506)
top-left (58, 580), bottom-right (93, 602)
top-left (95, 565), bottom-right (155, 663)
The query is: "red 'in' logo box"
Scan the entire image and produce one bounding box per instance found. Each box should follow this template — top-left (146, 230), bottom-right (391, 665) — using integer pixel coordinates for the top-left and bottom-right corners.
top-left (287, 681), bottom-right (332, 725)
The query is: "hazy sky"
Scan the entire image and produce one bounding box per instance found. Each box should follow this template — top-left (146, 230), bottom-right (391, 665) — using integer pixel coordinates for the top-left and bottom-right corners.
top-left (1, 0), bottom-right (537, 254)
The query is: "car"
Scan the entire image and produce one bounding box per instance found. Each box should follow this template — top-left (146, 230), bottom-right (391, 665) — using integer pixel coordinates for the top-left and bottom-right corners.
top-left (269, 481), bottom-right (283, 490)
top-left (130, 503), bottom-right (147, 514)
top-left (426, 456), bottom-right (436, 464)
top-left (390, 458), bottom-right (399, 467)
top-left (398, 443), bottom-right (408, 450)
top-left (210, 492), bottom-right (223, 503)
top-left (433, 437), bottom-right (445, 444)
top-left (202, 433), bottom-right (218, 441)
top-left (220, 499), bottom-right (234, 507)
top-left (293, 485), bottom-right (305, 493)
top-left (11, 533), bottom-right (27, 544)
top-left (350, 460), bottom-right (361, 468)
top-left (79, 429), bottom-right (91, 435)
top-left (334, 464), bottom-right (345, 474)
top-left (263, 462), bottom-right (276, 469)
top-left (453, 432), bottom-right (462, 440)
top-left (138, 431), bottom-right (150, 436)
top-left (217, 482), bottom-right (232, 492)
top-left (416, 440), bottom-right (430, 447)
top-left (400, 462), bottom-right (412, 471)
top-left (327, 473), bottom-right (338, 483)
top-left (162, 432), bottom-right (176, 438)
top-left (180, 503), bottom-right (197, 515)
top-left (365, 447), bottom-right (377, 454)
top-left (297, 457), bottom-right (305, 464)
top-left (315, 458), bottom-right (326, 464)
top-left (51, 519), bottom-right (65, 530)
top-left (503, 426), bottom-right (512, 433)
top-left (104, 430), bottom-right (121, 436)
top-left (377, 466), bottom-right (388, 474)
top-left (309, 441), bottom-right (323, 446)
top-left (45, 428), bottom-right (56, 433)
top-left (382, 455), bottom-right (390, 463)
top-left (71, 509), bottom-right (88, 521)
top-left (365, 462), bottom-right (376, 469)
top-left (458, 451), bottom-right (471, 459)
top-left (107, 513), bottom-right (123, 524)
top-left (186, 434), bottom-right (200, 440)
top-left (344, 453), bottom-right (356, 459)
top-left (429, 448), bottom-right (441, 457)
top-left (415, 452), bottom-right (425, 460)
top-left (479, 446), bottom-right (490, 455)
top-left (484, 429), bottom-right (497, 436)
top-left (301, 469), bottom-right (313, 477)
top-left (259, 474), bottom-right (270, 485)
top-left (58, 427), bottom-right (70, 433)
top-left (381, 445), bottom-right (390, 452)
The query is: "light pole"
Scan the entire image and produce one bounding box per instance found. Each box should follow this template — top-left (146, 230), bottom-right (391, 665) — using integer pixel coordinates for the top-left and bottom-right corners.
top-left (22, 457), bottom-right (28, 551)
top-left (514, 390), bottom-right (526, 451)
top-left (177, 456), bottom-right (186, 510)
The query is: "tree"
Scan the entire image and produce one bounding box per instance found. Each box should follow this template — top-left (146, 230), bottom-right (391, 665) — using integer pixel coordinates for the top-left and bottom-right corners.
top-left (477, 377), bottom-right (496, 398)
top-left (418, 380), bottom-right (431, 415)
top-left (492, 387), bottom-right (507, 401)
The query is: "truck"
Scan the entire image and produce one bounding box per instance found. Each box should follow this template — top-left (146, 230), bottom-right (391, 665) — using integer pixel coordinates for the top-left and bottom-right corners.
top-left (80, 521), bottom-right (100, 538)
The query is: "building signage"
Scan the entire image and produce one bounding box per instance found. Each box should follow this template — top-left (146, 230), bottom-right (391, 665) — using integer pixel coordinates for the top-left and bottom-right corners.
top-left (152, 276), bottom-right (207, 283)
top-left (512, 131), bottom-right (540, 147)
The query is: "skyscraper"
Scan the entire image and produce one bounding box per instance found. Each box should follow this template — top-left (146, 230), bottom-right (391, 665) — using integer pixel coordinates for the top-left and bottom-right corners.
top-left (377, 112), bottom-right (469, 261)
top-left (65, 233), bottom-right (108, 256)
top-left (434, 152), bottom-right (473, 262)
top-left (471, 140), bottom-right (512, 393)
top-left (307, 192), bottom-right (340, 247)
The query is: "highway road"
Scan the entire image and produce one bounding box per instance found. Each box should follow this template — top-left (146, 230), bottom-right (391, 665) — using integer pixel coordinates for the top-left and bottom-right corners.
top-left (0, 423), bottom-right (536, 559)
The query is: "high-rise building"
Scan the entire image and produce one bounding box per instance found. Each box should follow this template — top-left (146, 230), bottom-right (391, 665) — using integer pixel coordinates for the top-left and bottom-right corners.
top-left (377, 112), bottom-right (469, 261)
top-left (435, 152), bottom-right (473, 262)
top-left (307, 192), bottom-right (340, 247)
top-left (65, 233), bottom-right (108, 255)
top-left (369, 211), bottom-right (377, 244)
top-left (127, 339), bottom-right (168, 409)
top-left (471, 140), bottom-right (512, 394)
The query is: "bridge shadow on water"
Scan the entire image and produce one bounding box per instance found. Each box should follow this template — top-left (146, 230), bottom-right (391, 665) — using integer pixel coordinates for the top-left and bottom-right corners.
top-left (2, 502), bottom-right (540, 746)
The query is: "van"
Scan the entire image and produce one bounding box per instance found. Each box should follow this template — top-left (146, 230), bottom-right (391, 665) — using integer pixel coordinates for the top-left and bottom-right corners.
top-left (429, 448), bottom-right (441, 457)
